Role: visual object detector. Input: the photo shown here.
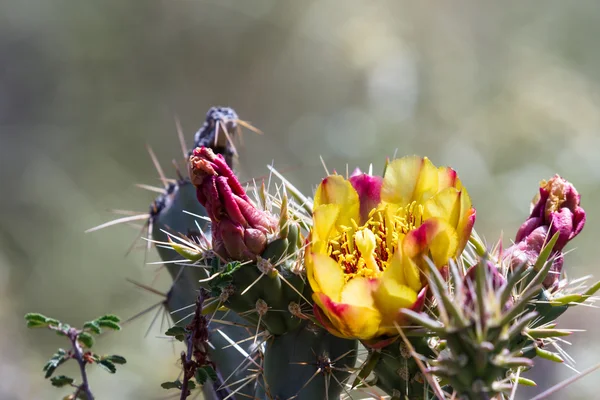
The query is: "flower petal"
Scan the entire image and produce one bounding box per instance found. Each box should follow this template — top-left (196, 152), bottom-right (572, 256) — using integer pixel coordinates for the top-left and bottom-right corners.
top-left (422, 187), bottom-right (462, 229)
top-left (437, 166), bottom-right (463, 192)
top-left (312, 302), bottom-right (345, 338)
top-left (307, 253), bottom-right (345, 302)
top-left (382, 247), bottom-right (407, 287)
top-left (382, 156), bottom-right (439, 205)
top-left (312, 204), bottom-right (340, 253)
top-left (314, 175), bottom-right (360, 229)
top-left (402, 253), bottom-right (423, 291)
top-left (372, 278), bottom-right (418, 325)
top-left (313, 292), bottom-right (382, 340)
top-left (422, 187), bottom-right (475, 253)
top-left (349, 174), bottom-right (383, 224)
top-left (403, 218), bottom-right (458, 268)
top-left (340, 277), bottom-right (377, 307)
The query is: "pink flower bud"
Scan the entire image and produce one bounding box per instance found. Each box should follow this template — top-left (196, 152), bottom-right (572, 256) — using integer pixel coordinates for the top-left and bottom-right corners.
top-left (189, 147), bottom-right (276, 261)
top-left (505, 175), bottom-right (584, 289)
top-left (515, 175), bottom-right (585, 253)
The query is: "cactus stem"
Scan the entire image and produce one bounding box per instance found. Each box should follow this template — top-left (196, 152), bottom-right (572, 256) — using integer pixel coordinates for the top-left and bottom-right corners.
top-left (254, 300), bottom-right (269, 343)
top-left (394, 322), bottom-right (446, 400)
top-left (290, 349), bottom-right (358, 400)
top-left (257, 257), bottom-right (275, 274)
top-left (240, 272), bottom-right (267, 296)
top-left (276, 269), bottom-right (312, 305)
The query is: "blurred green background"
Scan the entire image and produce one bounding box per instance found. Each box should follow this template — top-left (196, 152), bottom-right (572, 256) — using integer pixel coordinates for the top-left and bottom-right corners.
top-left (1, 0), bottom-right (600, 398)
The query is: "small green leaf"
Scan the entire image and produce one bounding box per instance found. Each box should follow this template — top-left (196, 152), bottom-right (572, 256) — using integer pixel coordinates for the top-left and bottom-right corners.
top-left (78, 332), bottom-right (95, 348)
top-left (83, 321), bottom-right (101, 335)
top-left (195, 368), bottom-right (209, 385)
top-left (106, 355), bottom-right (127, 364)
top-left (161, 380), bottom-right (183, 390)
top-left (43, 349), bottom-right (69, 378)
top-left (25, 313), bottom-right (49, 323)
top-left (549, 294), bottom-right (583, 306)
top-left (43, 363), bottom-right (58, 379)
top-left (96, 320), bottom-right (121, 331)
top-left (170, 240), bottom-right (204, 262)
top-left (27, 320), bottom-right (48, 328)
top-left (512, 376), bottom-right (537, 387)
top-left (50, 375), bottom-right (74, 387)
top-left (46, 318), bottom-right (60, 326)
top-left (165, 326), bottom-right (187, 336)
top-left (583, 280), bottom-right (600, 298)
top-left (96, 314), bottom-right (121, 323)
top-left (223, 261), bottom-right (242, 275)
top-left (165, 326), bottom-right (187, 341)
top-left (201, 366), bottom-right (217, 382)
top-left (96, 359), bottom-right (116, 374)
top-left (187, 381), bottom-right (197, 390)
top-left (526, 328), bottom-right (572, 339)
top-left (535, 347), bottom-right (564, 363)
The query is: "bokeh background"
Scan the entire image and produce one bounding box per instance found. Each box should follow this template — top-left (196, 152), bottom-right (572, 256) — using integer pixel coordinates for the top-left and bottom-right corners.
top-left (2, 1), bottom-right (600, 398)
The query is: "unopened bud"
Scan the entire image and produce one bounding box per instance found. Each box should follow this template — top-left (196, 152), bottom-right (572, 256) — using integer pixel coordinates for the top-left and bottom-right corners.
top-left (516, 175), bottom-right (585, 252)
top-left (506, 175), bottom-right (585, 288)
top-left (189, 147), bottom-right (276, 261)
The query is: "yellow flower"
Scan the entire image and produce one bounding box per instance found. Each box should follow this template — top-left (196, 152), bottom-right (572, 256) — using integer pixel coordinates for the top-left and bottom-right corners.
top-left (306, 156), bottom-right (476, 340)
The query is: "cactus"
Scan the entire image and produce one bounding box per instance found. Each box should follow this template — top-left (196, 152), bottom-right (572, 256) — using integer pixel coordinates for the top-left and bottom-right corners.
top-left (86, 107), bottom-right (600, 400)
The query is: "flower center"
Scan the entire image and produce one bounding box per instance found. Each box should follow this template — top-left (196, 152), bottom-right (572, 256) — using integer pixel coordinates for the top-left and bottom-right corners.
top-left (327, 201), bottom-right (423, 281)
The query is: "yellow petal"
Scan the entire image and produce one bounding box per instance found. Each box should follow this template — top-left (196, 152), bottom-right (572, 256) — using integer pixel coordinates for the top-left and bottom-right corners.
top-left (382, 247), bottom-right (407, 287)
top-left (423, 184), bottom-right (475, 255)
top-left (314, 292), bottom-right (382, 340)
top-left (414, 157), bottom-right (441, 203)
top-left (312, 204), bottom-right (340, 252)
top-left (341, 277), bottom-right (376, 308)
top-left (403, 218), bottom-right (458, 268)
top-left (314, 175), bottom-right (360, 229)
top-left (402, 253), bottom-right (423, 292)
top-left (457, 189), bottom-right (475, 254)
top-left (422, 188), bottom-right (461, 229)
top-left (384, 244), bottom-right (421, 292)
top-left (307, 253), bottom-right (345, 302)
top-left (437, 166), bottom-right (462, 191)
top-left (373, 278), bottom-right (418, 326)
top-left (382, 156), bottom-right (439, 205)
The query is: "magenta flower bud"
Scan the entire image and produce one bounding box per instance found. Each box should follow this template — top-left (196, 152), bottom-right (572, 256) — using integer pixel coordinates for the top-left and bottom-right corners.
top-left (515, 175), bottom-right (586, 253)
top-left (189, 147), bottom-right (276, 261)
top-left (505, 226), bottom-right (564, 288)
top-left (505, 175), bottom-right (584, 289)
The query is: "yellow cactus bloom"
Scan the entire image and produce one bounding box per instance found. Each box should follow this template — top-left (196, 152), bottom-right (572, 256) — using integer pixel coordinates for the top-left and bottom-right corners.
top-left (306, 156), bottom-right (476, 340)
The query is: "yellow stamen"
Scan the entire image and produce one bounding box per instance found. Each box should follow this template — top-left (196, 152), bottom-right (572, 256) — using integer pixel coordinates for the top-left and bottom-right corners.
top-left (326, 202), bottom-right (422, 281)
